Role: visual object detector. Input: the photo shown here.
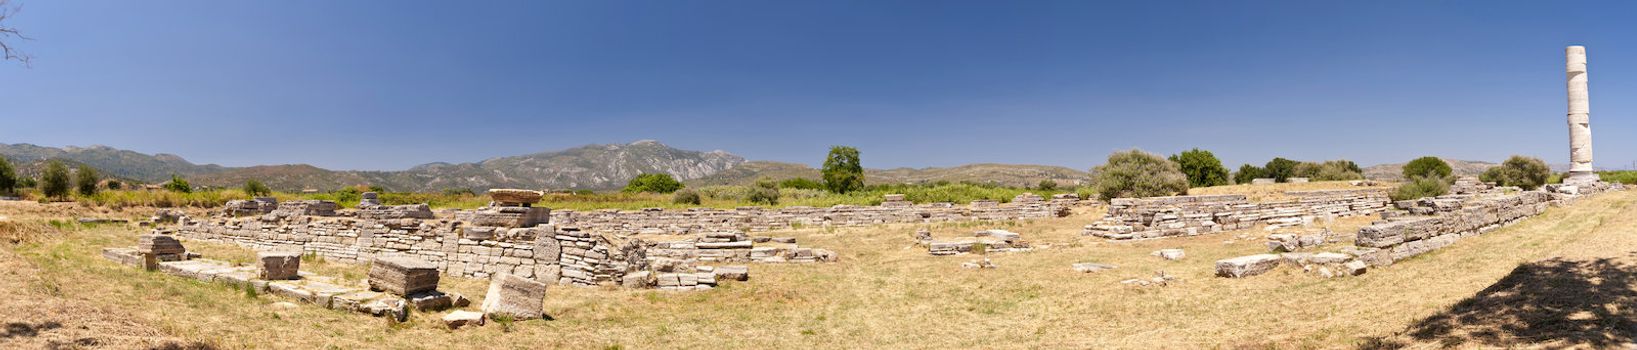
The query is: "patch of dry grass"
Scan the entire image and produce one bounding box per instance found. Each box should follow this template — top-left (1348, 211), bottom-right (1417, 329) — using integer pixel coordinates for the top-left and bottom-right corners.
top-left (1189, 181), bottom-right (1394, 202)
top-left (2, 191), bottom-right (1634, 348)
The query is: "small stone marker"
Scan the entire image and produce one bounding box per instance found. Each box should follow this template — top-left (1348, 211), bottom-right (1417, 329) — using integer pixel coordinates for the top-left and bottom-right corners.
top-left (1215, 254), bottom-right (1282, 278)
top-left (481, 273), bottom-right (547, 320)
top-left (367, 257), bottom-right (440, 296)
top-left (1151, 249), bottom-right (1185, 260)
top-left (256, 251), bottom-right (301, 280)
top-left (443, 310), bottom-right (485, 329)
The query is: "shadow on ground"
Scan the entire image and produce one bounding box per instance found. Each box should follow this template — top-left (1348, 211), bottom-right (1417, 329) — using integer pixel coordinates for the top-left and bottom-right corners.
top-left (1361, 256), bottom-right (1637, 349)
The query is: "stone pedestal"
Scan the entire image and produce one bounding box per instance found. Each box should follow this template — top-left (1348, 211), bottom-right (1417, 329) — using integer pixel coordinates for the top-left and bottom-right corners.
top-left (1565, 45), bottom-right (1598, 184)
top-left (481, 273), bottom-right (547, 320)
top-left (367, 257), bottom-right (440, 296)
top-left (257, 251), bottom-right (301, 280)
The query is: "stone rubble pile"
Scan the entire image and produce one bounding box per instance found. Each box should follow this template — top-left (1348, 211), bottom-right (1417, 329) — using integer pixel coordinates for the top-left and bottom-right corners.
top-left (550, 194), bottom-right (1076, 236)
top-left (1265, 229), bottom-right (1335, 252)
top-left (222, 197), bottom-right (279, 217)
top-left (1083, 189), bottom-right (1388, 240)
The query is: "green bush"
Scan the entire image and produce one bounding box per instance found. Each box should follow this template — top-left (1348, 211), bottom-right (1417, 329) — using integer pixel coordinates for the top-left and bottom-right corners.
top-left (1391, 176), bottom-right (1449, 201)
top-left (622, 173), bottom-right (684, 193)
top-left (1480, 156), bottom-right (1551, 190)
top-left (0, 155), bottom-right (15, 195)
top-left (1307, 160), bottom-right (1365, 181)
top-left (778, 178), bottom-right (824, 190)
top-left (75, 166), bottom-right (100, 196)
top-left (163, 175), bottom-right (193, 193)
top-left (1036, 179), bottom-right (1059, 191)
top-left (671, 189), bottom-right (702, 205)
top-left (1263, 158), bottom-right (1298, 182)
top-left (1600, 171), bottom-right (1637, 185)
top-left (40, 160), bottom-right (71, 199)
top-left (1091, 150), bottom-right (1189, 201)
top-left (1233, 164), bottom-right (1264, 184)
top-left (105, 180), bottom-right (122, 190)
top-left (1403, 156), bottom-right (1452, 179)
top-left (822, 146), bottom-right (864, 194)
top-left (243, 180), bottom-right (272, 197)
top-left (747, 178), bottom-right (780, 205)
top-left (1168, 148), bottom-right (1229, 188)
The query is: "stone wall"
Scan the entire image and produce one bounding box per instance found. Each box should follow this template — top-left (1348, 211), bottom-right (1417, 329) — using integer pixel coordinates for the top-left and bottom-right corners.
top-left (1083, 189), bottom-right (1390, 240)
top-left (1355, 191), bottom-right (1554, 262)
top-left (549, 197), bottom-right (1075, 235)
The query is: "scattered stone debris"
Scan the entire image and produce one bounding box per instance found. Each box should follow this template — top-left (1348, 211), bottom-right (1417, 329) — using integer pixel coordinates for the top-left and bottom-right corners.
top-left (1121, 271), bottom-right (1178, 287)
top-left (1151, 249), bottom-right (1185, 260)
top-left (1072, 262), bottom-right (1116, 273)
top-left (926, 229), bottom-right (1031, 255)
top-left (960, 258), bottom-right (997, 269)
top-left (1083, 190), bottom-right (1388, 240)
top-left (913, 228), bottom-right (932, 243)
top-left (1265, 229), bottom-right (1334, 252)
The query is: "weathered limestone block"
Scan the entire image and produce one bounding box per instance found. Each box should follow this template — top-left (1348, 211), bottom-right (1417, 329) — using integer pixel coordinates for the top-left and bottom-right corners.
top-left (1215, 254), bottom-right (1281, 278)
top-left (1072, 262), bottom-right (1116, 273)
top-left (443, 310), bottom-right (485, 329)
top-left (482, 273), bottom-right (547, 320)
top-left (488, 189), bottom-right (544, 206)
top-left (1151, 249), bottom-right (1185, 260)
top-left (257, 251), bottom-right (301, 280)
top-left (712, 265), bottom-right (749, 281)
top-left (138, 233), bottom-right (187, 257)
top-left (367, 257), bottom-right (440, 296)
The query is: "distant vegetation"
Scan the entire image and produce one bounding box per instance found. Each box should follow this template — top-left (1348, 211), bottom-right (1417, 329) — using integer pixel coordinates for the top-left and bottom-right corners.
top-left (1480, 156), bottom-right (1550, 190)
top-left (1598, 171), bottom-right (1637, 185)
top-left (40, 160), bottom-right (70, 200)
top-left (75, 165), bottom-right (100, 196)
top-left (1263, 158), bottom-right (1297, 183)
top-left (164, 175), bottom-right (193, 193)
top-left (622, 173), bottom-right (684, 193)
top-left (1233, 164), bottom-right (1264, 184)
top-left (0, 154), bottom-right (16, 196)
top-left (821, 146), bottom-right (864, 194)
top-left (1391, 156), bottom-right (1454, 201)
top-left (1169, 148), bottom-right (1229, 188)
top-left (1091, 150), bottom-right (1188, 200)
top-left (1403, 156), bottom-right (1454, 179)
top-left (243, 180), bottom-right (272, 197)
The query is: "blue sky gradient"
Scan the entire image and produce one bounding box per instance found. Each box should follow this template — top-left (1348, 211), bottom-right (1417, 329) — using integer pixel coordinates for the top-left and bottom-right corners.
top-left (1, 1), bottom-right (1634, 171)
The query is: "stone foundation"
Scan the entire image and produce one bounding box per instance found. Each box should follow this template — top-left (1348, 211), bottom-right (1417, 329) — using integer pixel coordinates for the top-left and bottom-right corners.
top-left (1084, 189), bottom-right (1389, 240)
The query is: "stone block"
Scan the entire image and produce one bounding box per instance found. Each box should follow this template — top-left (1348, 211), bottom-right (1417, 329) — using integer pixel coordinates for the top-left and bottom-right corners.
top-left (713, 265), bottom-right (749, 281)
top-left (1151, 249), bottom-right (1185, 260)
top-left (257, 251), bottom-right (301, 280)
top-left (481, 273), bottom-right (548, 320)
top-left (443, 310), bottom-right (485, 329)
top-left (368, 257), bottom-right (440, 296)
top-left (1215, 254), bottom-right (1281, 278)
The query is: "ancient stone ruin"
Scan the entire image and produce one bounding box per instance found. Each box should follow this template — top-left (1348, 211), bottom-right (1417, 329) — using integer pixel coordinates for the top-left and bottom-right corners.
top-left (1083, 189), bottom-right (1388, 240)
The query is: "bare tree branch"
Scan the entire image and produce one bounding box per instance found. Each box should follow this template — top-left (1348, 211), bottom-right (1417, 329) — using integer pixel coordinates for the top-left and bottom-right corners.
top-left (0, 0), bottom-right (33, 67)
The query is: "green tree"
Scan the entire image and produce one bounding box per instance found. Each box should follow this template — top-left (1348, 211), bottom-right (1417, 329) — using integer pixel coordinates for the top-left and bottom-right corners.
top-left (244, 180), bottom-right (272, 196)
top-left (0, 155), bottom-right (15, 196)
top-left (163, 174), bottom-right (192, 193)
top-left (622, 173), bottom-right (684, 193)
top-left (40, 160), bottom-right (70, 199)
top-left (747, 178), bottom-right (781, 205)
top-left (1233, 164), bottom-right (1265, 184)
top-left (75, 166), bottom-right (100, 196)
top-left (1168, 148), bottom-right (1230, 188)
top-left (1091, 150), bottom-right (1189, 200)
top-left (821, 146), bottom-right (864, 194)
top-left (1480, 155), bottom-right (1551, 190)
top-left (1402, 156), bottom-right (1452, 179)
top-left (105, 180), bottom-right (122, 190)
top-left (1391, 176), bottom-right (1450, 201)
top-left (1036, 179), bottom-right (1059, 191)
top-left (1263, 158), bottom-right (1298, 183)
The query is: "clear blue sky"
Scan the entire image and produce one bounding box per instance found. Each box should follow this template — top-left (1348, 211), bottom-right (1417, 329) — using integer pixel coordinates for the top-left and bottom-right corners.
top-left (2, 1), bottom-right (1635, 171)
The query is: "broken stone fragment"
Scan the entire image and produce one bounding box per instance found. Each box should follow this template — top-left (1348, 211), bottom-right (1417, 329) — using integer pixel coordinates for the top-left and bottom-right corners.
top-left (443, 310), bottom-right (485, 330)
top-left (487, 189), bottom-right (545, 206)
top-left (481, 273), bottom-right (547, 320)
top-left (1151, 249), bottom-right (1185, 260)
top-left (1072, 263), bottom-right (1116, 273)
top-left (256, 250), bottom-right (301, 280)
top-left (1215, 254), bottom-right (1281, 278)
top-left (712, 265), bottom-right (749, 281)
top-left (1343, 260), bottom-right (1368, 276)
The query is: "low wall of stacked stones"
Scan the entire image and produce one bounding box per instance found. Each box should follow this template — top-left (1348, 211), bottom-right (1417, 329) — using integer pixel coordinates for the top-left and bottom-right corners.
top-left (1355, 191), bottom-right (1555, 262)
top-left (1084, 189), bottom-right (1390, 240)
top-left (548, 197), bottom-right (1076, 235)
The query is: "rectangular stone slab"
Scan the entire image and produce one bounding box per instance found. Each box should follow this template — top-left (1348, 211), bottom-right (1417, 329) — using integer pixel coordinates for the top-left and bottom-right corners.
top-left (367, 257), bottom-right (440, 296)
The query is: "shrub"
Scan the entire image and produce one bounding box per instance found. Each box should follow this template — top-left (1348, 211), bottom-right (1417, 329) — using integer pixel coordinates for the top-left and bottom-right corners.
top-left (1403, 156), bottom-right (1452, 179)
top-left (243, 180), bottom-right (272, 197)
top-left (1600, 171), bottom-right (1637, 185)
top-left (1305, 160), bottom-right (1365, 181)
top-left (19, 177), bottom-right (35, 189)
top-left (747, 178), bottom-right (781, 205)
top-left (75, 166), bottom-right (100, 196)
top-left (0, 155), bottom-right (15, 195)
top-left (1036, 179), bottom-right (1059, 191)
top-left (778, 178), bottom-right (824, 190)
top-left (1090, 150), bottom-right (1188, 201)
top-left (105, 180), bottom-right (122, 190)
top-left (1480, 155), bottom-right (1550, 190)
top-left (623, 173), bottom-right (684, 193)
top-left (1168, 148), bottom-right (1229, 188)
top-left (821, 146), bottom-right (864, 194)
top-left (1233, 164), bottom-right (1264, 184)
top-left (40, 160), bottom-right (70, 199)
top-left (1263, 158), bottom-right (1298, 183)
top-left (1391, 176), bottom-right (1449, 201)
top-left (163, 175), bottom-right (192, 193)
top-left (671, 189), bottom-right (702, 205)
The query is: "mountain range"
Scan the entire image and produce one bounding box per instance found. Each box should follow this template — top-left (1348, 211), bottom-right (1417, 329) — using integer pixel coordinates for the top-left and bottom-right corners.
top-left (0, 141), bottom-right (1089, 192)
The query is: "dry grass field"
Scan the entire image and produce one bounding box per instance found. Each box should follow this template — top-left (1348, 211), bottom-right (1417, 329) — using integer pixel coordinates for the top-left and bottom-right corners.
top-left (2, 183), bottom-right (1635, 349)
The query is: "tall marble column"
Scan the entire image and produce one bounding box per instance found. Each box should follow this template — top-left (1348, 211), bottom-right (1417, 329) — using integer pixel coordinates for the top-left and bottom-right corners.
top-left (1565, 45), bottom-right (1597, 184)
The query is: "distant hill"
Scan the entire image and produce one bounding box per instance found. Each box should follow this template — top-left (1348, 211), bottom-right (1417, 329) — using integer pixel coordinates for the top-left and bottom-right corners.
top-left (2, 141), bottom-right (1088, 192)
top-left (687, 161), bottom-right (1091, 188)
top-left (1362, 158), bottom-right (1498, 181)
